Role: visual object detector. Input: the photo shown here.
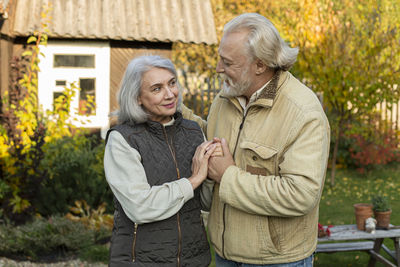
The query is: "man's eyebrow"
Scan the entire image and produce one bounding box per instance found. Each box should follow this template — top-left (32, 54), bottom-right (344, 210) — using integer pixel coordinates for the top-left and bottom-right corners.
top-left (219, 54), bottom-right (232, 62)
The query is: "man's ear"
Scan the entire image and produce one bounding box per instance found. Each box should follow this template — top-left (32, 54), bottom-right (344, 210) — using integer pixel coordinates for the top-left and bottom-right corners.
top-left (255, 59), bottom-right (267, 75)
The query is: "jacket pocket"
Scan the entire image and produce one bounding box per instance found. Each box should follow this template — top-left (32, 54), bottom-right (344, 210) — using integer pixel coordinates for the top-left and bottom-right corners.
top-left (240, 141), bottom-right (278, 176)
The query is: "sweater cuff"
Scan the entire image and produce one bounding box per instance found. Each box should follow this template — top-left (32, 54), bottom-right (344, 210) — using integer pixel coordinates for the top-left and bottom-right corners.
top-left (177, 178), bottom-right (194, 201)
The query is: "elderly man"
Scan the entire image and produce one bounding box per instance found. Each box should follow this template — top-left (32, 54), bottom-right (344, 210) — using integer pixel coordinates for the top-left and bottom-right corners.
top-left (184, 13), bottom-right (330, 266)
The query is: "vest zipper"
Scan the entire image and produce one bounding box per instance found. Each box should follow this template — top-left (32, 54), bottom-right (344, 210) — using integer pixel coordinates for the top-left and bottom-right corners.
top-left (177, 213), bottom-right (182, 267)
top-left (132, 223), bottom-right (138, 262)
top-left (222, 113), bottom-right (248, 259)
top-left (162, 127), bottom-right (182, 267)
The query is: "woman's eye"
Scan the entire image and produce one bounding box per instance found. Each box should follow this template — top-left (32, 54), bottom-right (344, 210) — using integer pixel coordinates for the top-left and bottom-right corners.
top-left (170, 80), bottom-right (177, 86)
top-left (152, 87), bottom-right (161, 92)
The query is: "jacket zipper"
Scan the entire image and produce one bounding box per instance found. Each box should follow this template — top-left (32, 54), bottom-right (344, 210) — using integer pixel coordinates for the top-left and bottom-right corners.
top-left (132, 223), bottom-right (138, 262)
top-left (222, 113), bottom-right (248, 258)
top-left (162, 127), bottom-right (181, 267)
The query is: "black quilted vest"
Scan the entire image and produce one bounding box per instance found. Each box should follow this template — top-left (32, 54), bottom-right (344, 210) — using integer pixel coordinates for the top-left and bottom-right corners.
top-left (106, 113), bottom-right (210, 267)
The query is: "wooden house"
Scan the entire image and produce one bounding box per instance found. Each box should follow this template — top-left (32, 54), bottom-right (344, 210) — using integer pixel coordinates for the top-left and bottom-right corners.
top-left (0, 0), bottom-right (217, 131)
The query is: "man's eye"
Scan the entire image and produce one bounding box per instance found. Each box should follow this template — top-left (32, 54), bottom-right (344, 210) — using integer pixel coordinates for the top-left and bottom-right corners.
top-left (170, 80), bottom-right (177, 86)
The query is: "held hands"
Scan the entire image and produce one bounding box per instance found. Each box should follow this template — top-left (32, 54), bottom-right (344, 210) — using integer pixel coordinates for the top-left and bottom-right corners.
top-left (208, 138), bottom-right (235, 183)
top-left (189, 140), bottom-right (216, 189)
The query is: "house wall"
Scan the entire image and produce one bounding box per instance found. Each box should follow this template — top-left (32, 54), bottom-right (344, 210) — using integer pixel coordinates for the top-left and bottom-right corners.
top-left (109, 40), bottom-right (172, 124)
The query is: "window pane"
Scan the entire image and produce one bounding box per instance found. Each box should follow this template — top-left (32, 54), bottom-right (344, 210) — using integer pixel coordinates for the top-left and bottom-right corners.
top-left (54, 55), bottom-right (95, 68)
top-left (55, 80), bottom-right (66, 86)
top-left (79, 78), bottom-right (96, 115)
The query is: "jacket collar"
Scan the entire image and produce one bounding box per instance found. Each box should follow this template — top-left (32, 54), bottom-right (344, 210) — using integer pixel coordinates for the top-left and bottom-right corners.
top-left (220, 71), bottom-right (288, 110)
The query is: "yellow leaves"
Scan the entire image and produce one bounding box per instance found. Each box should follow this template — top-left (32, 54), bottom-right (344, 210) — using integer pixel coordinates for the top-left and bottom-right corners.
top-left (9, 194), bottom-right (31, 213)
top-left (65, 200), bottom-right (113, 231)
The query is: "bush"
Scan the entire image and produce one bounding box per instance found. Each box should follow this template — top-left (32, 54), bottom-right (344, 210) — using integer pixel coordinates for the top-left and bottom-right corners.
top-left (336, 116), bottom-right (400, 172)
top-left (0, 215), bottom-right (110, 261)
top-left (78, 244), bottom-right (109, 263)
top-left (34, 134), bottom-right (113, 216)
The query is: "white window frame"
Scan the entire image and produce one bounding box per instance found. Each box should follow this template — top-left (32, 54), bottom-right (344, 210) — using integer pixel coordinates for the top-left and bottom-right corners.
top-left (38, 41), bottom-right (110, 128)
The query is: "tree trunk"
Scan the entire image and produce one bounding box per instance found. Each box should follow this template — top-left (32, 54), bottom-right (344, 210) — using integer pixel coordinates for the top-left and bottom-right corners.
top-left (330, 126), bottom-right (341, 187)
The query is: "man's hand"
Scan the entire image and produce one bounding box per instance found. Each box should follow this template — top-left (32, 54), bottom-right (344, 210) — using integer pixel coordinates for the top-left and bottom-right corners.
top-left (208, 138), bottom-right (235, 183)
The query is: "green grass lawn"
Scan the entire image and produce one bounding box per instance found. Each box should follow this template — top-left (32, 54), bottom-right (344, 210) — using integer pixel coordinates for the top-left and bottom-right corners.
top-left (314, 164), bottom-right (400, 266)
top-left (208, 164), bottom-right (400, 267)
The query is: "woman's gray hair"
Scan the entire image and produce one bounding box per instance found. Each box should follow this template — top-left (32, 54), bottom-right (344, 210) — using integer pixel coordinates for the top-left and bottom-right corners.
top-left (224, 13), bottom-right (299, 71)
top-left (113, 55), bottom-right (182, 124)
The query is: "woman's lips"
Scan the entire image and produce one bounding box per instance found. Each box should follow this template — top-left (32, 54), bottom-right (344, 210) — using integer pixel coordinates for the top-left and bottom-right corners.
top-left (163, 102), bottom-right (175, 109)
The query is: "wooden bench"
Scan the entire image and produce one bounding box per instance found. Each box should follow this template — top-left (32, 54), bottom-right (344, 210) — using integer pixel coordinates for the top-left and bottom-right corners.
top-left (316, 241), bottom-right (374, 253)
top-left (316, 224), bottom-right (400, 267)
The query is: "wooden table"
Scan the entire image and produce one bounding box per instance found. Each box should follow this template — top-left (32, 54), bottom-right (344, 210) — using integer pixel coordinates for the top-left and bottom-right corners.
top-left (317, 224), bottom-right (400, 267)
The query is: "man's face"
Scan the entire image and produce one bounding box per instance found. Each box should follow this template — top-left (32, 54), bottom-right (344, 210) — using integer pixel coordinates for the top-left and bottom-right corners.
top-left (216, 30), bottom-right (254, 97)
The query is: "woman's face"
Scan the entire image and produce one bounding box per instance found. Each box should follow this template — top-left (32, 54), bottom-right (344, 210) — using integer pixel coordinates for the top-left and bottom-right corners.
top-left (138, 67), bottom-right (179, 124)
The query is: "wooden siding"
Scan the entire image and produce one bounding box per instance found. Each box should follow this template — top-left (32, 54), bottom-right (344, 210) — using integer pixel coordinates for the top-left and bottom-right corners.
top-left (109, 41), bottom-right (172, 123)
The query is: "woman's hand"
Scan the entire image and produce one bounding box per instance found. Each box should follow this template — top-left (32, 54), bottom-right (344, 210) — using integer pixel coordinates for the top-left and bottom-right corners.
top-left (189, 140), bottom-right (216, 189)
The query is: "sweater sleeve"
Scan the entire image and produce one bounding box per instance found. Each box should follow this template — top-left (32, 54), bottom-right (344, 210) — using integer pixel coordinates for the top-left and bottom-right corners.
top-left (104, 131), bottom-right (194, 224)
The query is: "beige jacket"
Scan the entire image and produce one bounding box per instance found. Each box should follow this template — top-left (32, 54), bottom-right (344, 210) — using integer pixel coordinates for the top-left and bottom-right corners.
top-left (183, 71), bottom-right (330, 264)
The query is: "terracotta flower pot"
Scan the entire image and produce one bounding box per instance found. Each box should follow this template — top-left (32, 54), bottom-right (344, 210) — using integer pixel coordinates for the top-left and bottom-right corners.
top-left (374, 209), bottom-right (392, 228)
top-left (354, 203), bottom-right (373, 231)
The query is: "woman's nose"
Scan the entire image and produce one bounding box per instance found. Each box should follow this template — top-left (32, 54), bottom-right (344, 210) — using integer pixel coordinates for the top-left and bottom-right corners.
top-left (165, 87), bottom-right (175, 98)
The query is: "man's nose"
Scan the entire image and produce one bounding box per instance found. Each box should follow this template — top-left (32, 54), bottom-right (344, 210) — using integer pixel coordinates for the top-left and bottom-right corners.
top-left (216, 59), bottom-right (224, 73)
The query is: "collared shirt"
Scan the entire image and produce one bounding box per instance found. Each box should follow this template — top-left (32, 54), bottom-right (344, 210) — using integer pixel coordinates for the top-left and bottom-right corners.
top-left (237, 80), bottom-right (271, 115)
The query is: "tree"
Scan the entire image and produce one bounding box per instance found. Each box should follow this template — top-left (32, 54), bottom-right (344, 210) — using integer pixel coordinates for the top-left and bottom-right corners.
top-left (277, 0), bottom-right (400, 185)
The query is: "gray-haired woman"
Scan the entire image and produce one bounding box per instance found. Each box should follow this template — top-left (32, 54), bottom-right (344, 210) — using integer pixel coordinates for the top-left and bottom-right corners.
top-left (104, 55), bottom-right (215, 266)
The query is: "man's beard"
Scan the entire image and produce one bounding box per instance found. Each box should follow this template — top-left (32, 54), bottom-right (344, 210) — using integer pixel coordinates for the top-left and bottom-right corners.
top-left (220, 69), bottom-right (251, 98)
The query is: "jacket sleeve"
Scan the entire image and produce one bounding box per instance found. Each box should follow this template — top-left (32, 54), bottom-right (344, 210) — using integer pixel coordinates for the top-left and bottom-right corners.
top-left (181, 104), bottom-right (208, 134)
top-left (104, 131), bottom-right (194, 224)
top-left (218, 111), bottom-right (330, 217)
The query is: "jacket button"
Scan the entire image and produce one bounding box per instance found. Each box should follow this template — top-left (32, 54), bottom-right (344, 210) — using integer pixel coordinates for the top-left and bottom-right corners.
top-left (252, 156), bottom-right (257, 161)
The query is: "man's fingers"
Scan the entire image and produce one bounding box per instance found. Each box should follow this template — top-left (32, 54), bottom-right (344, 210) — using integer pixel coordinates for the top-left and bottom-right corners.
top-left (211, 142), bottom-right (223, 157)
top-left (221, 138), bottom-right (230, 154)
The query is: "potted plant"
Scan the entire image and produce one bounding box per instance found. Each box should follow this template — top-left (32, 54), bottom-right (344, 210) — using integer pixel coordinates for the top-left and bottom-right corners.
top-left (353, 203), bottom-right (373, 231)
top-left (371, 194), bottom-right (392, 228)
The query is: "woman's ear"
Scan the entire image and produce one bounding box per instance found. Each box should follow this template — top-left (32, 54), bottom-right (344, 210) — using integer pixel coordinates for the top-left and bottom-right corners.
top-left (137, 96), bottom-right (142, 105)
top-left (255, 59), bottom-right (267, 75)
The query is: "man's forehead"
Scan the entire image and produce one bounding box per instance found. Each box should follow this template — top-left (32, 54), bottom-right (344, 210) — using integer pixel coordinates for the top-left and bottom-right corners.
top-left (218, 34), bottom-right (247, 59)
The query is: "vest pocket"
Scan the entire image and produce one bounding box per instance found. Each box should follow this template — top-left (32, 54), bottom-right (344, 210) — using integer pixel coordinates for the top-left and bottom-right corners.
top-left (132, 223), bottom-right (138, 262)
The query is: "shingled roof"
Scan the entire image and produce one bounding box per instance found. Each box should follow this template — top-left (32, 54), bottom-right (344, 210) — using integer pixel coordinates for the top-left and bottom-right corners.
top-left (11, 0), bottom-right (217, 44)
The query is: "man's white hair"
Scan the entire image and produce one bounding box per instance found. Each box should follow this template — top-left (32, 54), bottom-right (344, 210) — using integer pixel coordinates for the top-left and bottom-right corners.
top-left (224, 13), bottom-right (299, 71)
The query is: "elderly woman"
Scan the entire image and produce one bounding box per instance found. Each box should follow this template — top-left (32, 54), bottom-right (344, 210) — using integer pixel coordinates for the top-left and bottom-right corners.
top-left (104, 55), bottom-right (215, 267)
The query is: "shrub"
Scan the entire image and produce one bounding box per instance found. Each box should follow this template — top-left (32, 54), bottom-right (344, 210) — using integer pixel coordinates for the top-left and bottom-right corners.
top-left (34, 135), bottom-right (113, 216)
top-left (0, 215), bottom-right (109, 261)
top-left (65, 200), bottom-right (113, 231)
top-left (78, 244), bottom-right (109, 263)
top-left (337, 115), bottom-right (400, 172)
